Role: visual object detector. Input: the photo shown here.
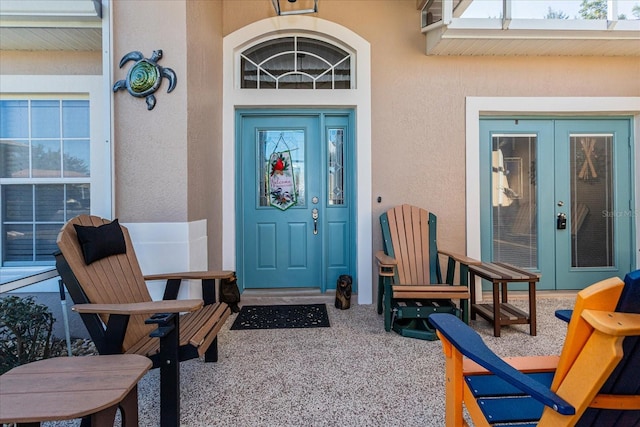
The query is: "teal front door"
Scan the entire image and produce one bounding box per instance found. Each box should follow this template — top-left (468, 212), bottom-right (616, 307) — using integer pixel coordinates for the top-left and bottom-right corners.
top-left (236, 110), bottom-right (355, 291)
top-left (480, 118), bottom-right (634, 290)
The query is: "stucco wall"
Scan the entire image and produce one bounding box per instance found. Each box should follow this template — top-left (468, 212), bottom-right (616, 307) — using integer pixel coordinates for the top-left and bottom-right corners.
top-left (186, 0), bottom-right (224, 268)
top-left (112, 0), bottom-right (189, 223)
top-left (111, 0), bottom-right (225, 268)
top-left (222, 0), bottom-right (640, 260)
top-left (0, 51), bottom-right (101, 75)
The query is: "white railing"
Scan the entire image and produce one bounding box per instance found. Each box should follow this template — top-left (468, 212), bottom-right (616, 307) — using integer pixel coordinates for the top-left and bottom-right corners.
top-left (0, 268), bottom-right (59, 293)
top-left (1, 268), bottom-right (73, 356)
top-left (422, 0), bottom-right (639, 28)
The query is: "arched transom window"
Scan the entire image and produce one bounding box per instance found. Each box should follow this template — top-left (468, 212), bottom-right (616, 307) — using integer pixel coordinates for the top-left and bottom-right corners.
top-left (240, 36), bottom-right (352, 89)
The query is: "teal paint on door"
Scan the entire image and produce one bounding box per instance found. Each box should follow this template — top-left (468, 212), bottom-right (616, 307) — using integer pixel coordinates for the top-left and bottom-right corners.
top-left (480, 118), bottom-right (634, 290)
top-left (236, 110), bottom-right (356, 291)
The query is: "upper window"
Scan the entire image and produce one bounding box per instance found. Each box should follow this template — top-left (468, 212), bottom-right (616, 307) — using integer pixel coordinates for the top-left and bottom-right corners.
top-left (1, 74), bottom-right (107, 272)
top-left (240, 36), bottom-right (352, 89)
top-left (1, 98), bottom-right (91, 265)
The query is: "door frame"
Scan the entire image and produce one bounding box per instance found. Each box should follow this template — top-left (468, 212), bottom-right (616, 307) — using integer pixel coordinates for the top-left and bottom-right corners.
top-left (222, 17), bottom-right (373, 303)
top-left (235, 109), bottom-right (356, 292)
top-left (466, 97), bottom-right (639, 299)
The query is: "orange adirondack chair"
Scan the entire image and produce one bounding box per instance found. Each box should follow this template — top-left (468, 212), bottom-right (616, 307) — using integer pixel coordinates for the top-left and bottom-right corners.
top-left (430, 270), bottom-right (640, 426)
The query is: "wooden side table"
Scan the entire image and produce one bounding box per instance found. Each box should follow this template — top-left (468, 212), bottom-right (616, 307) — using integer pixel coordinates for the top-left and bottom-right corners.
top-left (469, 262), bottom-right (540, 337)
top-left (0, 354), bottom-right (151, 426)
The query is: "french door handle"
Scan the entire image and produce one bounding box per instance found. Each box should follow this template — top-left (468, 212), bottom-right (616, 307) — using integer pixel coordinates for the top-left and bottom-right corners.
top-left (312, 208), bottom-right (319, 235)
top-left (557, 213), bottom-right (567, 230)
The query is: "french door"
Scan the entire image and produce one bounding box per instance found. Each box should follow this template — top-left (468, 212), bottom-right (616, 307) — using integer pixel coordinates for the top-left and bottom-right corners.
top-left (480, 118), bottom-right (634, 290)
top-left (236, 110), bottom-right (355, 291)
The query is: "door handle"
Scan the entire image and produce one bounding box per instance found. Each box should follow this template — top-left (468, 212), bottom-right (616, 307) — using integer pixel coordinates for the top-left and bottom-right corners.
top-left (557, 213), bottom-right (567, 230)
top-left (312, 208), bottom-right (319, 235)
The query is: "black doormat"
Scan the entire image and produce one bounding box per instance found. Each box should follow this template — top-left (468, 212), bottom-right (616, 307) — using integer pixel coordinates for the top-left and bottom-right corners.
top-left (230, 304), bottom-right (330, 330)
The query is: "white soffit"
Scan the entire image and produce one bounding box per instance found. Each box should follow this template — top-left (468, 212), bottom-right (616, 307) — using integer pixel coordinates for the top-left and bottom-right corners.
top-left (0, 0), bottom-right (101, 25)
top-left (0, 0), bottom-right (101, 51)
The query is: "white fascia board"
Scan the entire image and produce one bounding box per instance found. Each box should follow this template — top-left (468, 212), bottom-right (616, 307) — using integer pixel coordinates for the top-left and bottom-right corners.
top-left (445, 17), bottom-right (640, 32)
top-left (614, 20), bottom-right (640, 31)
top-left (439, 17), bottom-right (640, 39)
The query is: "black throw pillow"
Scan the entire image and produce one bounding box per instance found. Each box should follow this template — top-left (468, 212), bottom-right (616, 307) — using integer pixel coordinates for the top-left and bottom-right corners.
top-left (74, 219), bottom-right (126, 265)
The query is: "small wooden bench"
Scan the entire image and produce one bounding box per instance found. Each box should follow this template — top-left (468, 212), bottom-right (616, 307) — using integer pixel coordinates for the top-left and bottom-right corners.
top-left (469, 262), bottom-right (540, 337)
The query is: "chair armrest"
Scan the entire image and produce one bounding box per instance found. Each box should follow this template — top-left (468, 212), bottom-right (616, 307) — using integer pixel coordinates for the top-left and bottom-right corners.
top-left (437, 249), bottom-right (481, 266)
top-left (72, 299), bottom-right (204, 315)
top-left (144, 270), bottom-right (235, 281)
top-left (581, 310), bottom-right (640, 336)
top-left (375, 250), bottom-right (397, 267)
top-left (555, 309), bottom-right (573, 323)
top-left (429, 313), bottom-right (575, 416)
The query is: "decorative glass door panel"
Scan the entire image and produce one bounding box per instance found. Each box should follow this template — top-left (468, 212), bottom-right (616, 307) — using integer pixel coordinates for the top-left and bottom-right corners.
top-left (328, 128), bottom-right (344, 205)
top-left (258, 130), bottom-right (305, 207)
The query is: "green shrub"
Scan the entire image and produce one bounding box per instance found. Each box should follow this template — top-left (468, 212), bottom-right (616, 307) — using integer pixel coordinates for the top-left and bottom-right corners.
top-left (0, 295), bottom-right (55, 374)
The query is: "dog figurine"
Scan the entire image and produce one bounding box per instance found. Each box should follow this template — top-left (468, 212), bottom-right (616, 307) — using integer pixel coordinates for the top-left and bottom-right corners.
top-left (219, 274), bottom-right (241, 313)
top-left (335, 274), bottom-right (352, 310)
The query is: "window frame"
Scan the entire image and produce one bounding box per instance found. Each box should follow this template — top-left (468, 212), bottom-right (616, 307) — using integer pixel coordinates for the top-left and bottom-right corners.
top-left (0, 75), bottom-right (110, 273)
top-left (237, 33), bottom-right (356, 90)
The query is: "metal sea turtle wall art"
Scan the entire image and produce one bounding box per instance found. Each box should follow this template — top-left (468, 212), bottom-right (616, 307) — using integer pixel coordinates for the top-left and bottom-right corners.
top-left (113, 49), bottom-right (177, 110)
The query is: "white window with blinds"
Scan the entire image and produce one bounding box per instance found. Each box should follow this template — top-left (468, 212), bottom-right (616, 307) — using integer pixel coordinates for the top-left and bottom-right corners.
top-left (0, 76), bottom-right (109, 269)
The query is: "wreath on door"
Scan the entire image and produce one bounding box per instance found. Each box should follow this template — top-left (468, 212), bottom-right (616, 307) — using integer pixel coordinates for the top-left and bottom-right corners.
top-left (267, 135), bottom-right (297, 210)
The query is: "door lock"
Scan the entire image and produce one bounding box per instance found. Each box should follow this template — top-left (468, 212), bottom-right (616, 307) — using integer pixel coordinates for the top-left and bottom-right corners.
top-left (557, 213), bottom-right (567, 230)
top-left (312, 208), bottom-right (319, 235)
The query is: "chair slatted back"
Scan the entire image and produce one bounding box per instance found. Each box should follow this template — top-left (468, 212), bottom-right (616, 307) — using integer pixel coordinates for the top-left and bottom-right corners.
top-left (551, 277), bottom-right (624, 391)
top-left (381, 204), bottom-right (439, 285)
top-left (577, 270), bottom-right (640, 425)
top-left (548, 271), bottom-right (640, 426)
top-left (56, 215), bottom-right (154, 351)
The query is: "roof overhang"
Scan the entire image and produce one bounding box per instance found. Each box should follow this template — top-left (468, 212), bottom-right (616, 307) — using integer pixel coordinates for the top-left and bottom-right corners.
top-left (0, 0), bottom-right (102, 51)
top-left (420, 0), bottom-right (640, 56)
top-left (424, 18), bottom-right (640, 56)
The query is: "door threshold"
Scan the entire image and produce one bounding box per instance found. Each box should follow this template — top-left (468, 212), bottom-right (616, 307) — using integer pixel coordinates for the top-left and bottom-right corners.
top-left (243, 287), bottom-right (325, 295)
top-left (240, 288), bottom-right (347, 306)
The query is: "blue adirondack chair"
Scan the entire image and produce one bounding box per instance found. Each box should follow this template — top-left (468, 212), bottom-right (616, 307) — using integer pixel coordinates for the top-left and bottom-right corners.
top-left (430, 270), bottom-right (640, 426)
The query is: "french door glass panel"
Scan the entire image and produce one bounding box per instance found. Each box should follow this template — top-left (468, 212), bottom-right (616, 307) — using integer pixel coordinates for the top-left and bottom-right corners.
top-left (570, 133), bottom-right (614, 268)
top-left (491, 134), bottom-right (538, 269)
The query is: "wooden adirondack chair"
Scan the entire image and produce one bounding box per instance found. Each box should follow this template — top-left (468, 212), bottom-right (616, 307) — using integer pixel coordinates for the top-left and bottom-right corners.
top-left (376, 204), bottom-right (479, 340)
top-left (430, 269), bottom-right (640, 427)
top-left (55, 215), bottom-right (234, 427)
